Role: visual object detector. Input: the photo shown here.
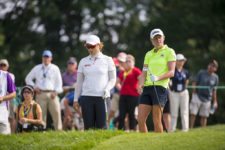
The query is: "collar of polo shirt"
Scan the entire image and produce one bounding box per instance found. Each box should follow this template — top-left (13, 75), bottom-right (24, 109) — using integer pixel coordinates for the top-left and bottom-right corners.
top-left (88, 52), bottom-right (104, 60)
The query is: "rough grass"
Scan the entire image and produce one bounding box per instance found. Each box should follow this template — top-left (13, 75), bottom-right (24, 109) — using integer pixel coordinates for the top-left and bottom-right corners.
top-left (0, 125), bottom-right (225, 150)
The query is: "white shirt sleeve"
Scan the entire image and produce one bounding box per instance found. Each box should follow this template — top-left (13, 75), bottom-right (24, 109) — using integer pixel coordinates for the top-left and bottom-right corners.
top-left (54, 66), bottom-right (63, 93)
top-left (105, 57), bottom-right (116, 91)
top-left (25, 66), bottom-right (38, 87)
top-left (74, 72), bottom-right (84, 102)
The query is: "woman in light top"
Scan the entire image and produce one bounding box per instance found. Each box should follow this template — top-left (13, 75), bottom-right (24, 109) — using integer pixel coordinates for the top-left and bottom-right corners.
top-left (73, 35), bottom-right (116, 130)
top-left (138, 29), bottom-right (176, 133)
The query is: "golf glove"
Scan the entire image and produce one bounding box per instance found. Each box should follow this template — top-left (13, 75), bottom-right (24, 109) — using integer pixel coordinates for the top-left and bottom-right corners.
top-left (150, 74), bottom-right (159, 82)
top-left (103, 90), bottom-right (110, 99)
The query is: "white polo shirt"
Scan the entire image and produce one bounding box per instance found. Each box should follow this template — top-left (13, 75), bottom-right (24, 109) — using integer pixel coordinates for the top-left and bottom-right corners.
top-left (25, 63), bottom-right (63, 93)
top-left (78, 52), bottom-right (115, 97)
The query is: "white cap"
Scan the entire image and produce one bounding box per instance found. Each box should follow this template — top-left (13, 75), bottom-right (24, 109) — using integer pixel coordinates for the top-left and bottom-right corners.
top-left (150, 28), bottom-right (164, 39)
top-left (86, 35), bottom-right (100, 45)
top-left (0, 59), bottom-right (9, 66)
top-left (117, 52), bottom-right (127, 62)
top-left (176, 54), bottom-right (186, 61)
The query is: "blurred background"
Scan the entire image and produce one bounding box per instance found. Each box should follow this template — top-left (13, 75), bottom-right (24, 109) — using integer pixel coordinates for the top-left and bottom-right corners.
top-left (0, 0), bottom-right (225, 126)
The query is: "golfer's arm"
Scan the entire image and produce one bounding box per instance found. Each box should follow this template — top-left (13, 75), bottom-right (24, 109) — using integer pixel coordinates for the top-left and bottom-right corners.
top-left (74, 72), bottom-right (84, 102)
top-left (158, 61), bottom-right (176, 81)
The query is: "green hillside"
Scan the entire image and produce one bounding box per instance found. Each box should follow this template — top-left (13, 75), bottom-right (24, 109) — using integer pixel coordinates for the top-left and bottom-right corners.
top-left (0, 125), bottom-right (224, 150)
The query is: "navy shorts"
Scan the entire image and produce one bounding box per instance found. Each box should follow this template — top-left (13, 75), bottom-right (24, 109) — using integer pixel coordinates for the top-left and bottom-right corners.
top-left (139, 86), bottom-right (168, 107)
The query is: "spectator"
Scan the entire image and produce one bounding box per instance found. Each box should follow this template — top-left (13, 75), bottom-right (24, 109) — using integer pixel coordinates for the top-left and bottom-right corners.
top-left (62, 57), bottom-right (77, 94)
top-left (25, 50), bottom-right (63, 130)
top-left (169, 54), bottom-right (190, 132)
top-left (137, 28), bottom-right (176, 133)
top-left (0, 70), bottom-right (16, 134)
top-left (108, 52), bottom-right (127, 128)
top-left (0, 59), bottom-right (16, 133)
top-left (73, 34), bottom-right (116, 130)
top-left (16, 85), bottom-right (44, 132)
top-left (60, 57), bottom-right (82, 130)
top-left (117, 54), bottom-right (142, 131)
top-left (163, 96), bottom-right (171, 131)
top-left (190, 60), bottom-right (219, 128)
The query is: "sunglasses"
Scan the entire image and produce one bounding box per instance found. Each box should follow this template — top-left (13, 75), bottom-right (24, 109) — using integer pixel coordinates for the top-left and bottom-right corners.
top-left (85, 44), bottom-right (97, 49)
top-left (23, 90), bottom-right (32, 94)
top-left (0, 64), bottom-right (7, 67)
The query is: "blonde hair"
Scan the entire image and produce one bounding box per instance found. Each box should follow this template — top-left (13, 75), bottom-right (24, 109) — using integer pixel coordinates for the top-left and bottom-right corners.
top-left (126, 54), bottom-right (135, 63)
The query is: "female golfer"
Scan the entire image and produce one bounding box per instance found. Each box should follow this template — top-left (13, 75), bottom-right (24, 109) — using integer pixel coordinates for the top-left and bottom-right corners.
top-left (73, 34), bottom-right (116, 130)
top-left (137, 29), bottom-right (176, 133)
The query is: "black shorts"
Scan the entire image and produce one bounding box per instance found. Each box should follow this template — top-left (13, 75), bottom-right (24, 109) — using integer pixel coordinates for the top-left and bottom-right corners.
top-left (139, 86), bottom-right (168, 107)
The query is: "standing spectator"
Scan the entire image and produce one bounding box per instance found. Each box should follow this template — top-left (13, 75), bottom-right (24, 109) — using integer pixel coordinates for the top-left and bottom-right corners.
top-left (0, 70), bottom-right (16, 134)
top-left (190, 60), bottom-right (219, 128)
top-left (108, 52), bottom-right (127, 128)
top-left (73, 34), bottom-right (116, 130)
top-left (163, 96), bottom-right (171, 131)
top-left (169, 54), bottom-right (190, 132)
top-left (25, 50), bottom-right (63, 130)
top-left (117, 54), bottom-right (142, 131)
top-left (16, 85), bottom-right (44, 132)
top-left (0, 59), bottom-right (17, 133)
top-left (137, 28), bottom-right (176, 133)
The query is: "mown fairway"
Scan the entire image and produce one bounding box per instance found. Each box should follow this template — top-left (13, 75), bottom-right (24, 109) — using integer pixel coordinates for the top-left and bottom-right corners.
top-left (0, 125), bottom-right (224, 150)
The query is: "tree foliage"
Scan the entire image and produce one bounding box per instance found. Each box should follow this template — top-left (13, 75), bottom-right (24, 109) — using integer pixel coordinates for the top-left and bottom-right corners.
top-left (0, 0), bottom-right (225, 125)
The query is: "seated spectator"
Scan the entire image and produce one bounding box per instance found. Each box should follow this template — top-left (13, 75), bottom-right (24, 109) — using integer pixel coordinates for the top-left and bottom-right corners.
top-left (16, 85), bottom-right (44, 132)
top-left (61, 91), bottom-right (83, 130)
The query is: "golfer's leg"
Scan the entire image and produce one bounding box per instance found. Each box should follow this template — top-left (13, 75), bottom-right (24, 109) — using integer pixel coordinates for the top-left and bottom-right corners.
top-left (152, 105), bottom-right (163, 133)
top-left (95, 98), bottom-right (106, 129)
top-left (138, 104), bottom-right (151, 133)
top-left (80, 97), bottom-right (95, 130)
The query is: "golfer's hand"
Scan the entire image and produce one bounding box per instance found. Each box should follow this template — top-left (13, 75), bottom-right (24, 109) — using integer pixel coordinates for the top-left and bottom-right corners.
top-left (103, 90), bottom-right (110, 99)
top-left (150, 75), bottom-right (159, 82)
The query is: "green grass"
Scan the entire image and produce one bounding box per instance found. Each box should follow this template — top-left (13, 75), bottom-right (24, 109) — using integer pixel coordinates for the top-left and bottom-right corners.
top-left (0, 125), bottom-right (225, 150)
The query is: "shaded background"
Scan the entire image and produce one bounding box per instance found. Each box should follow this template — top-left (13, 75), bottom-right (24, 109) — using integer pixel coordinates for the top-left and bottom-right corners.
top-left (0, 0), bottom-right (225, 127)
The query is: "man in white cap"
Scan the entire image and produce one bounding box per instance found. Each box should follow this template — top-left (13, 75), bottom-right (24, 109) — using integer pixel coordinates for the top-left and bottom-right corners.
top-left (25, 50), bottom-right (63, 130)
